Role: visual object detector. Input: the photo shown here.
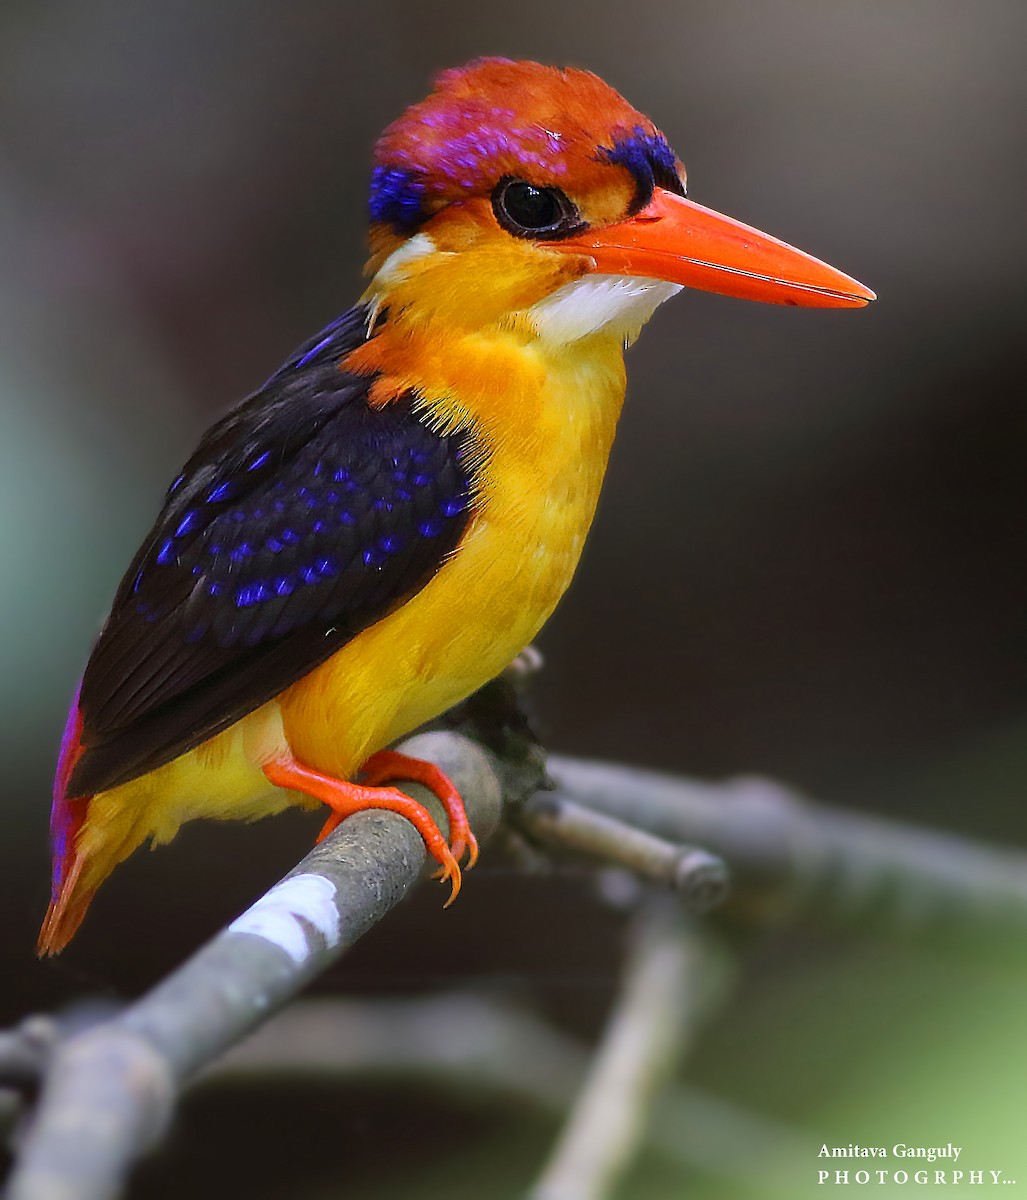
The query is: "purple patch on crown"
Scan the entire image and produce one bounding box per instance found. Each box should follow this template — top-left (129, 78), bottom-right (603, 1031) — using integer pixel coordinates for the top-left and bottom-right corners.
top-left (372, 103), bottom-right (574, 231)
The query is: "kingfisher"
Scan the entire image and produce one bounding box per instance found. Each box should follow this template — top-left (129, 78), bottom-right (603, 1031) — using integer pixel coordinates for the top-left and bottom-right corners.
top-left (38, 58), bottom-right (873, 955)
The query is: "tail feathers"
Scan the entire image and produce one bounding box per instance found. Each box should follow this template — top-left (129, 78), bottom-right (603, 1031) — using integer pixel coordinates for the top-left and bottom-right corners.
top-left (37, 847), bottom-right (97, 957)
top-left (39, 684), bottom-right (95, 957)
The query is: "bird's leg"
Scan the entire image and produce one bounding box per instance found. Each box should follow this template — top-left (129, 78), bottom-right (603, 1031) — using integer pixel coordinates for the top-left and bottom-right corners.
top-left (358, 750), bottom-right (479, 870)
top-left (263, 757), bottom-right (462, 905)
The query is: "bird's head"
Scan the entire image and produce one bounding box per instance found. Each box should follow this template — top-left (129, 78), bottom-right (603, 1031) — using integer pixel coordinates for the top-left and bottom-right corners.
top-left (363, 58), bottom-right (873, 347)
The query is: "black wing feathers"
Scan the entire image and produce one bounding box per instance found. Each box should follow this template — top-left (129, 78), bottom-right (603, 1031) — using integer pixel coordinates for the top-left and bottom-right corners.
top-left (70, 306), bottom-right (475, 796)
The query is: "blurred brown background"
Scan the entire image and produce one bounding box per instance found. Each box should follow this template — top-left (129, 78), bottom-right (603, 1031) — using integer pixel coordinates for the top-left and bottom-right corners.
top-left (1, 1), bottom-right (1025, 1196)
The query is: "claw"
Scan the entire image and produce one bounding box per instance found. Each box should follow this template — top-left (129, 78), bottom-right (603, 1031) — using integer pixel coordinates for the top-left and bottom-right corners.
top-left (264, 757), bottom-right (464, 905)
top-left (360, 750), bottom-right (478, 871)
top-left (434, 847), bottom-right (462, 907)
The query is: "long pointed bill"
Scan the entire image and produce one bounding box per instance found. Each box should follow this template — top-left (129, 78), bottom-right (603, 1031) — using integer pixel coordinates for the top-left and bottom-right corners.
top-left (554, 188), bottom-right (875, 309)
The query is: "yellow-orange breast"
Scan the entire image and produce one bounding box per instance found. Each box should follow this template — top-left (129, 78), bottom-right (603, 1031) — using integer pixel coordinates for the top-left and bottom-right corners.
top-left (277, 323), bottom-right (628, 777)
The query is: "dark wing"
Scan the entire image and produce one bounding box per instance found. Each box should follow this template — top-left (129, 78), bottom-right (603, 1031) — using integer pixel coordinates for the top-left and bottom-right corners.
top-left (70, 306), bottom-right (475, 796)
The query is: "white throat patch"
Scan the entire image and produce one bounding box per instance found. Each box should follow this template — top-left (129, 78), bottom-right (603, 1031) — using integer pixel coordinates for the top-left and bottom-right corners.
top-left (526, 274), bottom-right (683, 346)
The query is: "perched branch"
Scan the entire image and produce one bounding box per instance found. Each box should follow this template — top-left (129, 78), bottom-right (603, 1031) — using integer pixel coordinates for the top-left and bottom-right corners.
top-left (529, 901), bottom-right (716, 1200)
top-left (0, 1017), bottom-right (57, 1092)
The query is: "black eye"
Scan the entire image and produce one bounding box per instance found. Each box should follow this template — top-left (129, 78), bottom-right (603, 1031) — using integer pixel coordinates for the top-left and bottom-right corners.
top-left (492, 177), bottom-right (582, 240)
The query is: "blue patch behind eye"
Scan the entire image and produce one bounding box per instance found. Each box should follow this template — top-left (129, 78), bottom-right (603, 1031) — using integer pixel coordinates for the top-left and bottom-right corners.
top-left (369, 164), bottom-right (428, 232)
top-left (598, 126), bottom-right (682, 202)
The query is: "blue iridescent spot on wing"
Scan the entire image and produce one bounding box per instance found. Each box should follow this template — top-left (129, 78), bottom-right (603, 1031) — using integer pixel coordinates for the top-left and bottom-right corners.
top-left (207, 481), bottom-right (237, 503)
top-left (175, 510), bottom-right (201, 538)
top-left (235, 582), bottom-right (270, 608)
top-left (294, 334), bottom-right (335, 370)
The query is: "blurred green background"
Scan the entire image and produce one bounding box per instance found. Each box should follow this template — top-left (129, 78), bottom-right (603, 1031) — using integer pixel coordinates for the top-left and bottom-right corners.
top-left (1, 1), bottom-right (1025, 1196)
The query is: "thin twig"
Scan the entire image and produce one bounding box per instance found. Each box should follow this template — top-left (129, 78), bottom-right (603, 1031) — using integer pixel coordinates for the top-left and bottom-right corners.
top-left (529, 901), bottom-right (712, 1200)
top-left (549, 756), bottom-right (1027, 940)
top-left (520, 793), bottom-right (730, 912)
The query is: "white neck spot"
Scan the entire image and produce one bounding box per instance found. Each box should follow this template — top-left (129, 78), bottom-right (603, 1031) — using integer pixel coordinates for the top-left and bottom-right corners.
top-left (525, 274), bottom-right (683, 346)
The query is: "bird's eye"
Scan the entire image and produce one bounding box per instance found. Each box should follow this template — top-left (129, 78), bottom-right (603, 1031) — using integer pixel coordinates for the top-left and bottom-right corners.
top-left (492, 177), bottom-right (581, 240)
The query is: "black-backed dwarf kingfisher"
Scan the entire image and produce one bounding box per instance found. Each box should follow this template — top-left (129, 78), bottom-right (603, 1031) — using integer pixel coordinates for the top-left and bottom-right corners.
top-left (39, 58), bottom-right (873, 954)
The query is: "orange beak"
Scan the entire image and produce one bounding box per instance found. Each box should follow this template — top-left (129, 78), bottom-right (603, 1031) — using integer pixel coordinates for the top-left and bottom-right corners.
top-left (554, 188), bottom-right (875, 309)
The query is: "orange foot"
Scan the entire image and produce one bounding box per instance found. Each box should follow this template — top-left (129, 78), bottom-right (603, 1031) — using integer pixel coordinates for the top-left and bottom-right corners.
top-left (360, 750), bottom-right (479, 870)
top-left (263, 757), bottom-right (464, 905)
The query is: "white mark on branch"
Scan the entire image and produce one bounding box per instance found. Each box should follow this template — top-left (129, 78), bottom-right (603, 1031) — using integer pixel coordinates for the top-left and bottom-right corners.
top-left (228, 874), bottom-right (340, 964)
